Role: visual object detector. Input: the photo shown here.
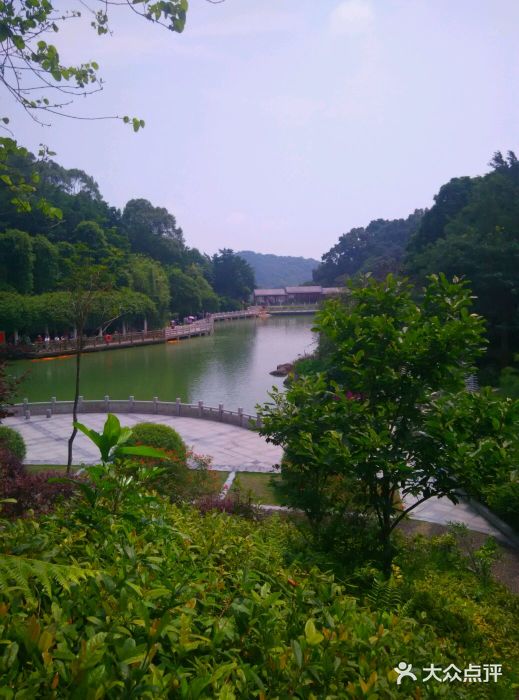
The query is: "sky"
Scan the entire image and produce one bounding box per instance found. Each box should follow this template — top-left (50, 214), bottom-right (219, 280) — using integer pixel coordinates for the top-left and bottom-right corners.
top-left (9, 0), bottom-right (519, 259)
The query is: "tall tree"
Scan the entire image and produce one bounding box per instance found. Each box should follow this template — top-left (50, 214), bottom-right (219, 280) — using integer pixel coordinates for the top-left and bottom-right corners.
top-left (122, 199), bottom-right (185, 265)
top-left (405, 150), bottom-right (519, 366)
top-left (314, 211), bottom-right (424, 286)
top-left (212, 249), bottom-right (255, 304)
top-left (0, 229), bottom-right (34, 294)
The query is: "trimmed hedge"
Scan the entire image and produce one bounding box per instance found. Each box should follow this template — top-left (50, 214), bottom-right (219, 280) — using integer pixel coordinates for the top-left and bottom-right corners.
top-left (0, 425), bottom-right (26, 461)
top-left (127, 422), bottom-right (187, 464)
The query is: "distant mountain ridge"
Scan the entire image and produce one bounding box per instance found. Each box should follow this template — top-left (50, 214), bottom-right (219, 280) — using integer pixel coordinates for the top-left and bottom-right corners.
top-left (237, 250), bottom-right (319, 288)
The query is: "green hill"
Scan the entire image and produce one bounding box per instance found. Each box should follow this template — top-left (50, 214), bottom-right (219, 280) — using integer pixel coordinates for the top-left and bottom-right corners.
top-left (237, 250), bottom-right (319, 288)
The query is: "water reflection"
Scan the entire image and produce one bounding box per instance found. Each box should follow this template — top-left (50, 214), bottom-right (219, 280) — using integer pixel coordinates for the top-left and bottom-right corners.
top-left (15, 316), bottom-right (316, 414)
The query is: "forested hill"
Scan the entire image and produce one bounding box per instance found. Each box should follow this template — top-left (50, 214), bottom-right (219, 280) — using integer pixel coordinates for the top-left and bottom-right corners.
top-left (312, 211), bottom-right (424, 286)
top-left (0, 144), bottom-right (256, 340)
top-left (237, 251), bottom-right (319, 288)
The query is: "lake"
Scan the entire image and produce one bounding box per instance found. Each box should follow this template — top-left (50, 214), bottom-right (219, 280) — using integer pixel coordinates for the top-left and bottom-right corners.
top-left (13, 315), bottom-right (316, 414)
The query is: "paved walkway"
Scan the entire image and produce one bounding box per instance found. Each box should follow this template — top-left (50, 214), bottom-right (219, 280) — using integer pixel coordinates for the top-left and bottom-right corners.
top-left (4, 413), bottom-right (510, 543)
top-left (4, 413), bottom-right (282, 472)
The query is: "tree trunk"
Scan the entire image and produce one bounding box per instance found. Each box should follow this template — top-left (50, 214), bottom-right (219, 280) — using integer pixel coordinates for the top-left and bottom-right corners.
top-left (381, 529), bottom-right (394, 578)
top-left (67, 337), bottom-right (82, 473)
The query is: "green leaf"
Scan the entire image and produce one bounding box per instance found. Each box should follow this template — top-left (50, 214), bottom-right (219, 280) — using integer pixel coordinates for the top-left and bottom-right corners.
top-left (117, 446), bottom-right (168, 460)
top-left (304, 619), bottom-right (324, 645)
top-left (291, 639), bottom-right (302, 668)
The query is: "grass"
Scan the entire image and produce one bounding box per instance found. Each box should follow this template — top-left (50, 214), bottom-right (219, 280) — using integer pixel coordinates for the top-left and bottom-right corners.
top-left (232, 472), bottom-right (283, 505)
top-left (26, 464), bottom-right (76, 473)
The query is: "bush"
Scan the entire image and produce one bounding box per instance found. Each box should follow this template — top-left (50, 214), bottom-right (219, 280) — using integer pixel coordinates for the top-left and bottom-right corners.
top-left (0, 425), bottom-right (26, 460)
top-left (483, 480), bottom-right (519, 532)
top-left (196, 491), bottom-right (260, 519)
top-left (0, 448), bottom-right (78, 517)
top-left (3, 497), bottom-right (513, 698)
top-left (127, 422), bottom-right (187, 463)
top-left (126, 423), bottom-right (220, 502)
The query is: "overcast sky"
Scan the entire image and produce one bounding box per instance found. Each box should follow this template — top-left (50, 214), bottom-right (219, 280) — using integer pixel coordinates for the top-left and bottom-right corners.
top-left (10, 0), bottom-right (519, 259)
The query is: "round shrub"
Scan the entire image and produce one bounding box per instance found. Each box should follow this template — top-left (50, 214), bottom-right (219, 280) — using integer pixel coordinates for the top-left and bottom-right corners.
top-left (127, 422), bottom-right (187, 464)
top-left (0, 425), bottom-right (26, 461)
top-left (126, 422), bottom-right (190, 501)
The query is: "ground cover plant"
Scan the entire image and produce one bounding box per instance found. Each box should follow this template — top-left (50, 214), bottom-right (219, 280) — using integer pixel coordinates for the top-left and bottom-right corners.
top-left (1, 480), bottom-right (518, 698)
top-left (0, 417), bottom-right (518, 697)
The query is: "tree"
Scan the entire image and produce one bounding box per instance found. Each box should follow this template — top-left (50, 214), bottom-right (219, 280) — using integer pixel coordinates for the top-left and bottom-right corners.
top-left (122, 199), bottom-right (185, 265)
top-left (405, 150), bottom-right (519, 367)
top-left (63, 265), bottom-right (113, 471)
top-left (0, 229), bottom-right (34, 293)
top-left (32, 235), bottom-right (60, 293)
top-left (0, 0), bottom-right (189, 126)
top-left (212, 249), bottom-right (255, 304)
top-left (313, 211), bottom-right (424, 286)
top-left (128, 254), bottom-right (170, 322)
top-left (258, 274), bottom-right (519, 574)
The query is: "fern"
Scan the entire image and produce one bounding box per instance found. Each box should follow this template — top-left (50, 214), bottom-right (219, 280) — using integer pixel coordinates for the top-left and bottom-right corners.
top-left (0, 554), bottom-right (98, 604)
top-left (366, 576), bottom-right (402, 611)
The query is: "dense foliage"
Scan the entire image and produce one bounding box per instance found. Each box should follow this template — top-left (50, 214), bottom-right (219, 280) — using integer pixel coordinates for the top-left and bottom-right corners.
top-left (237, 251), bottom-right (319, 288)
top-left (1, 482), bottom-right (517, 698)
top-left (259, 274), bottom-right (519, 572)
top-left (313, 211), bottom-right (424, 286)
top-left (0, 425), bottom-right (26, 460)
top-left (405, 151), bottom-right (519, 369)
top-left (0, 145), bottom-right (256, 339)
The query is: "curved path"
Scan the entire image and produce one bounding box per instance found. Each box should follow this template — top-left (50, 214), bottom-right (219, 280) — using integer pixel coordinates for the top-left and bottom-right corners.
top-left (4, 412), bottom-right (282, 472)
top-left (3, 413), bottom-right (514, 546)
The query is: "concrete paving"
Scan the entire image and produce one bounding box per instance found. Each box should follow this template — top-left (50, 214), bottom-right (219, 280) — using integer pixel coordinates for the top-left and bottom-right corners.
top-left (4, 413), bottom-right (282, 472)
top-left (3, 413), bottom-right (508, 542)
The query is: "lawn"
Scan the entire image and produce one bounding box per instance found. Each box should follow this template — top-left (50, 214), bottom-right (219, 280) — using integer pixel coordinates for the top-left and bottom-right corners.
top-left (231, 471), bottom-right (282, 505)
top-left (25, 464), bottom-right (77, 473)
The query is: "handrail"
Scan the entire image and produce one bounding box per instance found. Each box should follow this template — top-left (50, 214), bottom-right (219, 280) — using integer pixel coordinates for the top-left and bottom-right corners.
top-left (12, 397), bottom-right (262, 430)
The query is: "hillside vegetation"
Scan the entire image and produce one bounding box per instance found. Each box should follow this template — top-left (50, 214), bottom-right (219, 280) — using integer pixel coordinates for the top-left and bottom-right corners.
top-left (237, 251), bottom-right (319, 288)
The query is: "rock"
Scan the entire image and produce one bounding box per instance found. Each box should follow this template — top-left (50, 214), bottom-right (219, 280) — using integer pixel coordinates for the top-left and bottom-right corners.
top-left (269, 363), bottom-right (294, 377)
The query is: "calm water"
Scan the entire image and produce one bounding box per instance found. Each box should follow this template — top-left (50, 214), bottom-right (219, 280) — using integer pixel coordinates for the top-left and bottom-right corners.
top-left (13, 316), bottom-right (316, 414)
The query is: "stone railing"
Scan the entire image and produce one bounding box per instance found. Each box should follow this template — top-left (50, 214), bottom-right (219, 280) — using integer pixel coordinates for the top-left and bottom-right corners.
top-left (13, 397), bottom-right (262, 430)
top-left (211, 309), bottom-right (260, 321)
top-left (165, 319), bottom-right (213, 339)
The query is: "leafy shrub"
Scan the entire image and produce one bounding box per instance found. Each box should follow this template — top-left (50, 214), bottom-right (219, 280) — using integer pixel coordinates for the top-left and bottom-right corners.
top-left (0, 448), bottom-right (79, 517)
top-left (396, 533), bottom-right (519, 668)
top-left (483, 480), bottom-right (519, 532)
top-left (125, 423), bottom-right (220, 502)
top-left (196, 491), bottom-right (260, 519)
top-left (0, 425), bottom-right (26, 460)
top-left (127, 422), bottom-right (187, 463)
top-left (3, 494), bottom-right (512, 698)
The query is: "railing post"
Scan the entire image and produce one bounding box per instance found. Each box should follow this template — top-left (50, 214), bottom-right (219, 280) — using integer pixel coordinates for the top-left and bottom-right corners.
top-left (198, 400), bottom-right (204, 418)
top-left (219, 403), bottom-right (224, 421)
top-left (153, 396), bottom-right (158, 414)
top-left (45, 408), bottom-right (52, 419)
top-left (129, 395), bottom-right (134, 411)
top-left (238, 407), bottom-right (244, 427)
top-left (104, 395), bottom-right (110, 411)
top-left (78, 395), bottom-right (83, 412)
top-left (51, 396), bottom-right (56, 407)
top-left (176, 398), bottom-right (181, 416)
top-left (24, 410), bottom-right (30, 420)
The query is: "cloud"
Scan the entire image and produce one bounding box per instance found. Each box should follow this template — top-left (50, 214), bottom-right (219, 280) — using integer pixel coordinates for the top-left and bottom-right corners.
top-left (329, 0), bottom-right (375, 36)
